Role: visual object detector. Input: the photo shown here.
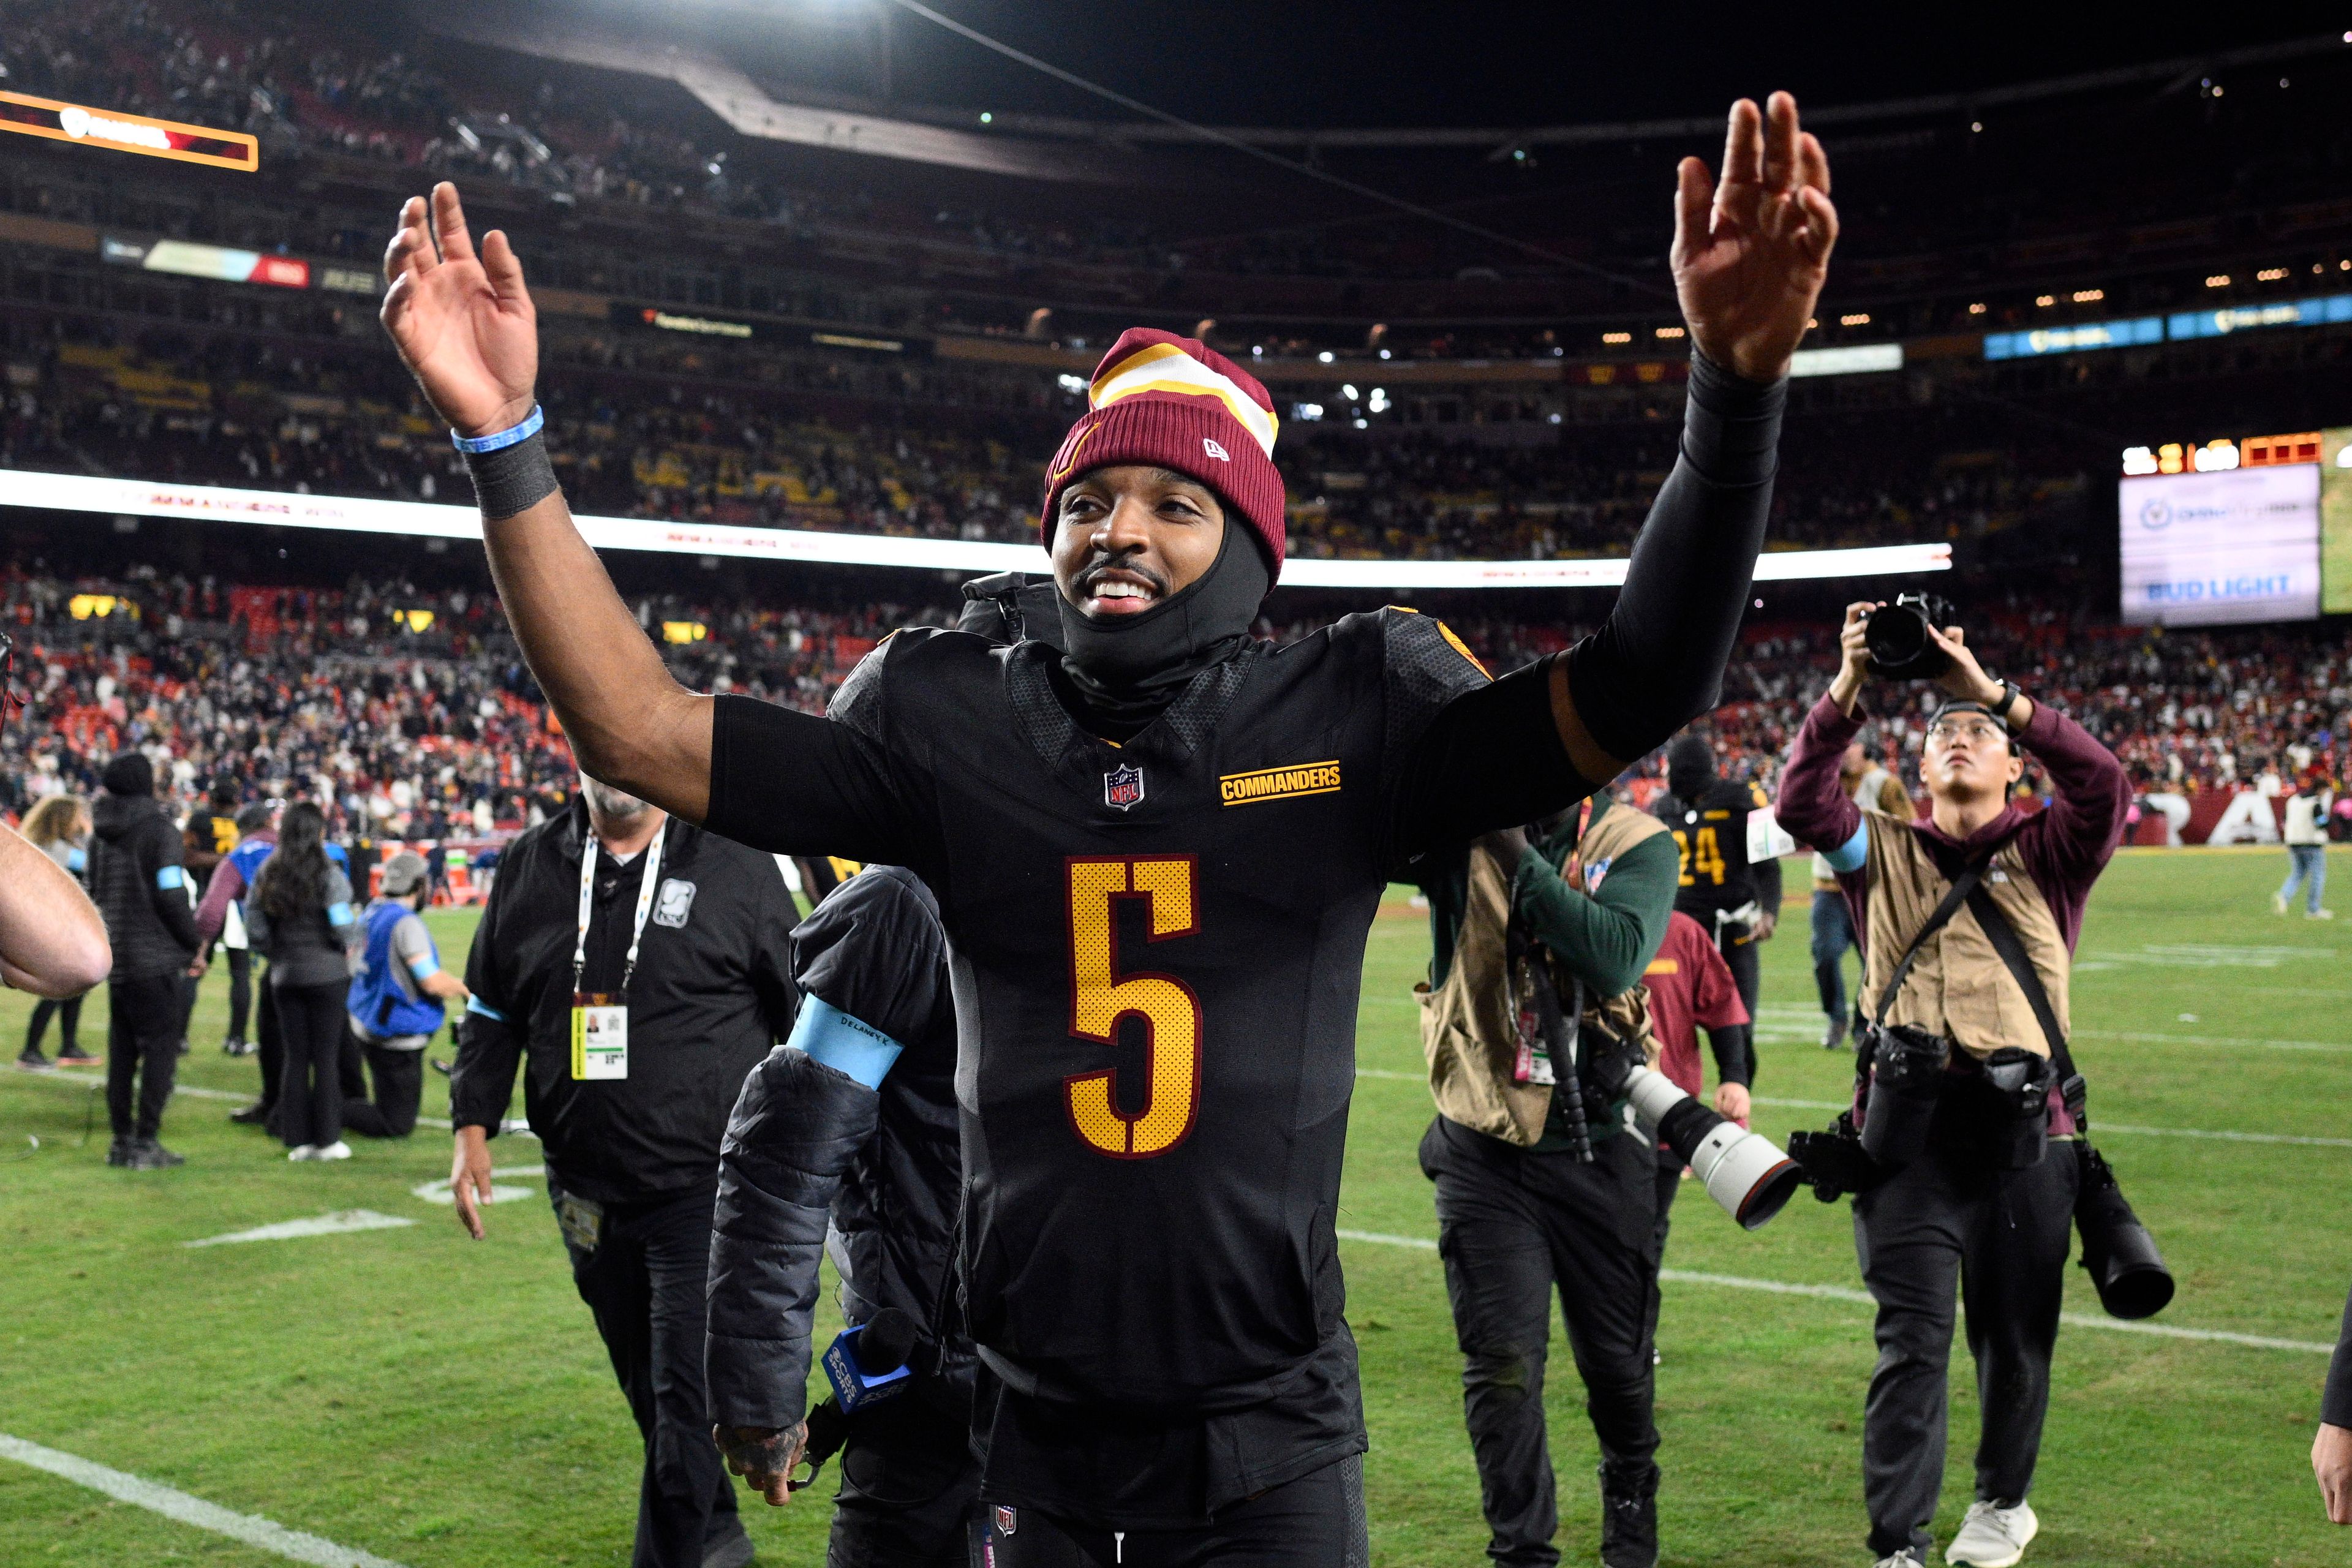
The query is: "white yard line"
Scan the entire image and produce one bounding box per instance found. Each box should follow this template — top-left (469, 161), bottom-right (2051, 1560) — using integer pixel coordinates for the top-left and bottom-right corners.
top-left (410, 1164), bottom-right (544, 1205)
top-left (24, 1072), bottom-right (536, 1136)
top-left (0, 1432), bottom-right (410, 1567)
top-left (1334, 1232), bottom-right (2334, 1353)
top-left (183, 1210), bottom-right (417, 1248)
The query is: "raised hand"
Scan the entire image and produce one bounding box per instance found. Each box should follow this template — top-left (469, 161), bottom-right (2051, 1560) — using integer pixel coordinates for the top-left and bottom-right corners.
top-left (381, 183), bottom-right (538, 439)
top-left (1672, 93), bottom-right (1839, 383)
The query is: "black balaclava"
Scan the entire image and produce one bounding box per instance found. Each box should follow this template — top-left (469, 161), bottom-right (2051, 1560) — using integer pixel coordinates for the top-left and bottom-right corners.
top-left (1053, 514), bottom-right (1270, 742)
top-left (1665, 735), bottom-right (1715, 802)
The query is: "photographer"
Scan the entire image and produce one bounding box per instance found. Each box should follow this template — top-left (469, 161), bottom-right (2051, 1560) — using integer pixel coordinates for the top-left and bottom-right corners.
top-left (1414, 794), bottom-right (1681, 1568)
top-left (1777, 601), bottom-right (2128, 1568)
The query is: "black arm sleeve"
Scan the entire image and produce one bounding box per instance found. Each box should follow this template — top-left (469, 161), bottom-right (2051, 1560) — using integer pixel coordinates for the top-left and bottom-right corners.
top-left (1756, 848), bottom-right (1784, 913)
top-left (1566, 353), bottom-right (1785, 763)
top-left (706, 1047), bottom-right (880, 1431)
top-left (2326, 1277), bottom-right (2352, 1429)
top-left (448, 871), bottom-right (523, 1134)
top-left (704, 694), bottom-right (918, 866)
top-left (1390, 656), bottom-right (1592, 863)
top-left (1708, 1022), bottom-right (1755, 1088)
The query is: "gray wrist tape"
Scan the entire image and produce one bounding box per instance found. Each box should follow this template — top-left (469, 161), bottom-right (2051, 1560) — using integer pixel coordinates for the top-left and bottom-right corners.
top-left (462, 429), bottom-right (560, 521)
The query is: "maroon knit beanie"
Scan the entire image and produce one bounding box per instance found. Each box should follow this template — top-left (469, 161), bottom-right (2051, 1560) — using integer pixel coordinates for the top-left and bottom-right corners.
top-left (1039, 328), bottom-right (1287, 581)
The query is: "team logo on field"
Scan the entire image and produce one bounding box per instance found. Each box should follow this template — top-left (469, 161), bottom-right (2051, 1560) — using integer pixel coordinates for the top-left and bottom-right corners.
top-left (1104, 764), bottom-right (1146, 811)
top-left (993, 1505), bottom-right (1019, 1536)
top-left (1218, 760), bottom-right (1342, 807)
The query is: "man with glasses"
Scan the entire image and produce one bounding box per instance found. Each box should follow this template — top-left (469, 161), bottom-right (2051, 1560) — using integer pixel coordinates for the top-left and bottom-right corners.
top-left (1776, 603), bottom-right (2127, 1568)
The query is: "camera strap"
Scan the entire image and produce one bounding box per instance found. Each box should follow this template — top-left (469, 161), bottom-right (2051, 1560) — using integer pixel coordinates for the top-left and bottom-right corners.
top-left (1870, 832), bottom-right (2017, 1027)
top-left (1962, 885), bottom-right (2088, 1129)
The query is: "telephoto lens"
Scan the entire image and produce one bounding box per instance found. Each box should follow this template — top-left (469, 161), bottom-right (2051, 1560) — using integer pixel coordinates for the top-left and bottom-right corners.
top-left (1862, 593), bottom-right (1958, 680)
top-left (1858, 1023), bottom-right (1949, 1170)
top-left (1623, 1065), bottom-right (1802, 1229)
top-left (2073, 1145), bottom-right (2175, 1319)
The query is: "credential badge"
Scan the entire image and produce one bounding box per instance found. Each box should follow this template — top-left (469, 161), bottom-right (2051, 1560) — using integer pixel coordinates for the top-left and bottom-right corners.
top-left (1104, 764), bottom-right (1145, 812)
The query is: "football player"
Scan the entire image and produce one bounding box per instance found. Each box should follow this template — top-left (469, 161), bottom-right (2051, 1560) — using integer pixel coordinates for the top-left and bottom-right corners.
top-left (382, 92), bottom-right (1837, 1564)
top-left (1651, 733), bottom-right (1782, 1027)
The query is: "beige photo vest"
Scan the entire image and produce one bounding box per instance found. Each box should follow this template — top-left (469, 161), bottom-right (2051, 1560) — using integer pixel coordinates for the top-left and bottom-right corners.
top-left (1859, 813), bottom-right (2071, 1060)
top-left (1420, 805), bottom-right (1666, 1145)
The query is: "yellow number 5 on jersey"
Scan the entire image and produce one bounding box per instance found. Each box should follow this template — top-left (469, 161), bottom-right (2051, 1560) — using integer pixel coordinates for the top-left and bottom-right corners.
top-left (1065, 856), bottom-right (1202, 1159)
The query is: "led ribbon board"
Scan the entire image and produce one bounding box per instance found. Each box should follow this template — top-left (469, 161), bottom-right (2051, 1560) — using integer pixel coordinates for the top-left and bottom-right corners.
top-left (0, 91), bottom-right (258, 172)
top-left (0, 470), bottom-right (1950, 589)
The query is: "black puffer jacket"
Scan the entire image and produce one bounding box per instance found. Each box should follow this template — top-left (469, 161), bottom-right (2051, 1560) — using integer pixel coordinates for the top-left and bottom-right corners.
top-left (706, 864), bottom-right (966, 1431)
top-left (88, 791), bottom-right (197, 981)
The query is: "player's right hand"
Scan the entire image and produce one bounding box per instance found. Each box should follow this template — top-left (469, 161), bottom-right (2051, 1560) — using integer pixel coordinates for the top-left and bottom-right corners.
top-left (450, 1125), bottom-right (496, 1240)
top-left (715, 1423), bottom-right (806, 1506)
top-left (381, 183), bottom-right (538, 439)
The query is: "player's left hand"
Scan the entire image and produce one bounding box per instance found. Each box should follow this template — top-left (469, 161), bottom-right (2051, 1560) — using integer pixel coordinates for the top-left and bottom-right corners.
top-left (1754, 911), bottom-right (1778, 941)
top-left (1672, 92), bottom-right (1838, 383)
top-left (1714, 1082), bottom-right (1752, 1127)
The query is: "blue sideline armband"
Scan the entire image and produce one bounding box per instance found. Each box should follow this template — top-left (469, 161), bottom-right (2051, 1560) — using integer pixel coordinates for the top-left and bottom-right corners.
top-left (465, 996), bottom-right (509, 1023)
top-left (406, 955), bottom-right (440, 979)
top-left (326, 902), bottom-right (354, 927)
top-left (1822, 823), bottom-right (1868, 875)
top-left (155, 865), bottom-right (186, 891)
top-left (786, 996), bottom-right (903, 1090)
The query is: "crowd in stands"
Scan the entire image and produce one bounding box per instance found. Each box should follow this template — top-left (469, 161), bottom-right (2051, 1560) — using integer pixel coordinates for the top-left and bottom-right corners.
top-left (1, 311), bottom-right (2092, 561)
top-left (7, 556), bottom-right (2349, 854)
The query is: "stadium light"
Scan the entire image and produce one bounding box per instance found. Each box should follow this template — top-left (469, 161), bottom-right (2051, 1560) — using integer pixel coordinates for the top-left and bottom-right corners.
top-left (0, 470), bottom-right (1952, 591)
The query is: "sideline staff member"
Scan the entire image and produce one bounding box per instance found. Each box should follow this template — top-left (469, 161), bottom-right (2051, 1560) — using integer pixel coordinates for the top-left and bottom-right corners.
top-left (447, 775), bottom-right (797, 1568)
top-left (89, 752), bottom-right (199, 1169)
top-left (1778, 603), bottom-right (2127, 1568)
top-left (1415, 796), bottom-right (1679, 1568)
top-left (344, 851), bottom-right (467, 1138)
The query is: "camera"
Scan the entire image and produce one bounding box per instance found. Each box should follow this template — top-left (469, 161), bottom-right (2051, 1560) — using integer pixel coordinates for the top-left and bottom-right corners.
top-left (1622, 1065), bottom-right (1803, 1229)
top-left (2073, 1145), bottom-right (2174, 1319)
top-left (1863, 593), bottom-right (1958, 680)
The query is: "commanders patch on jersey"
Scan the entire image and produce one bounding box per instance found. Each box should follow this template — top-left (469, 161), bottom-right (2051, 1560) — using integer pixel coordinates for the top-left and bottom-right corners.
top-left (1219, 760), bottom-right (1342, 807)
top-left (1104, 764), bottom-right (1145, 811)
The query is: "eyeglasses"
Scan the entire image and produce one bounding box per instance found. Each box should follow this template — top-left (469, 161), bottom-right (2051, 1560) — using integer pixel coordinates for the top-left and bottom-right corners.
top-left (1926, 718), bottom-right (2005, 745)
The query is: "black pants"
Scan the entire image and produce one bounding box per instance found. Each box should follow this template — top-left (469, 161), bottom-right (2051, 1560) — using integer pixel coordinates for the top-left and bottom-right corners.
top-left (980, 1453), bottom-right (1365, 1568)
top-left (104, 973), bottom-right (183, 1140)
top-left (254, 980), bottom-right (284, 1115)
top-left (1420, 1117), bottom-right (1659, 1568)
top-left (26, 995), bottom-right (82, 1055)
top-left (1717, 927), bottom-right (1762, 1025)
top-left (223, 946), bottom-right (253, 1042)
top-left (340, 1038), bottom-right (426, 1139)
top-left (274, 978), bottom-right (350, 1150)
top-left (551, 1180), bottom-right (737, 1568)
top-left (1646, 1152), bottom-right (1683, 1349)
top-left (827, 1389), bottom-right (982, 1567)
top-left (1853, 1141), bottom-right (2078, 1558)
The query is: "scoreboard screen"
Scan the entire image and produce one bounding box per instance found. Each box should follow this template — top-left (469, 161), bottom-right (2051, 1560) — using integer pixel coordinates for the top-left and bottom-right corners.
top-left (2117, 429), bottom-right (2352, 625)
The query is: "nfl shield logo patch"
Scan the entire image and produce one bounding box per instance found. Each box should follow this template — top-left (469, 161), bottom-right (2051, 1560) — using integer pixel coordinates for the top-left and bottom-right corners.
top-left (1104, 764), bottom-right (1145, 812)
top-left (994, 1504), bottom-right (1019, 1536)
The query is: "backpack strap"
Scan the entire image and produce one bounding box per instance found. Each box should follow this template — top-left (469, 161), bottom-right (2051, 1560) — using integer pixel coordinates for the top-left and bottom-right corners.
top-left (1871, 837), bottom-right (2008, 1025)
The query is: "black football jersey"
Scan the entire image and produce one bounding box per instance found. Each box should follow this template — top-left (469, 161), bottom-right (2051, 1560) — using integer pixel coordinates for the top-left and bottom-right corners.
top-left (706, 608), bottom-right (1580, 1414)
top-left (1653, 776), bottom-right (1773, 918)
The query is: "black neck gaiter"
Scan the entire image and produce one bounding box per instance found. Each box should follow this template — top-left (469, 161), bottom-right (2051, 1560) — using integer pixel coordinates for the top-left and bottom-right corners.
top-left (1054, 518), bottom-right (1270, 742)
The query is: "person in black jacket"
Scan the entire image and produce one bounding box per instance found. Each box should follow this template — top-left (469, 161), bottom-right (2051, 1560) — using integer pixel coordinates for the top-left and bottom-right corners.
top-left (88, 752), bottom-right (200, 1169)
top-left (709, 863), bottom-right (971, 1566)
top-left (446, 774), bottom-right (798, 1568)
top-left (1650, 734), bottom-right (1783, 1028)
top-left (2318, 1284), bottom-right (2352, 1523)
top-left (706, 579), bottom-right (1047, 1565)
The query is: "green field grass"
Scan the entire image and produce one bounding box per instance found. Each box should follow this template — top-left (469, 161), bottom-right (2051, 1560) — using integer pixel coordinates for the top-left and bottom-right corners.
top-left (2, 850), bottom-right (2349, 1566)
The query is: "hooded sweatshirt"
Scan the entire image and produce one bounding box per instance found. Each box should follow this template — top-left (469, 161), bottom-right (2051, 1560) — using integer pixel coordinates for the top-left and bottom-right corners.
top-left (89, 791), bottom-right (199, 981)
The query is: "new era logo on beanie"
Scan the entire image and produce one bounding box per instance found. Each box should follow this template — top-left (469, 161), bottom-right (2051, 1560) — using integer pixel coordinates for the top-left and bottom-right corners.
top-left (1041, 329), bottom-right (1288, 579)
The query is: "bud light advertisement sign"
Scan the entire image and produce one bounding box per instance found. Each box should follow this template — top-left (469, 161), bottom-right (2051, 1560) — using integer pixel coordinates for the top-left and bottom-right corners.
top-left (2119, 466), bottom-right (2320, 626)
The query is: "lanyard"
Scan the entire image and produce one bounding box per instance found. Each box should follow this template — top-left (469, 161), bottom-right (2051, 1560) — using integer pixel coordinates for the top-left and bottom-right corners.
top-left (574, 819), bottom-right (667, 997)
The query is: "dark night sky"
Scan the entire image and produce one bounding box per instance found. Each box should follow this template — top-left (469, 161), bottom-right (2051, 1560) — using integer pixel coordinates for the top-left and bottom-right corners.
top-left (718, 1), bottom-right (2352, 128)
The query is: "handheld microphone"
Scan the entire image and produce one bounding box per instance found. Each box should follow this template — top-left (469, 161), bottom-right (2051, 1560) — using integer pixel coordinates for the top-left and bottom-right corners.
top-left (789, 1308), bottom-right (919, 1490)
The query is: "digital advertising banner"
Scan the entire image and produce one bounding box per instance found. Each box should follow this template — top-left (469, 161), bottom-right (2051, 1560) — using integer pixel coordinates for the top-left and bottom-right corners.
top-left (2119, 464), bottom-right (2321, 626)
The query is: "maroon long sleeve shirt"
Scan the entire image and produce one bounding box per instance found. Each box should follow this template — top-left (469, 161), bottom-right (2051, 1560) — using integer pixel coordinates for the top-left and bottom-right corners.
top-left (1779, 692), bottom-right (2130, 1131)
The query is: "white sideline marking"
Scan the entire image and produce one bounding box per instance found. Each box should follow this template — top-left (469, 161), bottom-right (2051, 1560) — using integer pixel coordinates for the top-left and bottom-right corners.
top-left (0, 1432), bottom-right (410, 1567)
top-left (1354, 1067), bottom-right (1419, 1081)
top-left (1334, 1233), bottom-right (2335, 1353)
top-left (410, 1164), bottom-right (544, 1205)
top-left (184, 1210), bottom-right (417, 1248)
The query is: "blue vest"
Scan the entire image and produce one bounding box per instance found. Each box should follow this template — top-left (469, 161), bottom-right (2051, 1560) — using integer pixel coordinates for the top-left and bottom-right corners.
top-left (350, 901), bottom-right (445, 1039)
